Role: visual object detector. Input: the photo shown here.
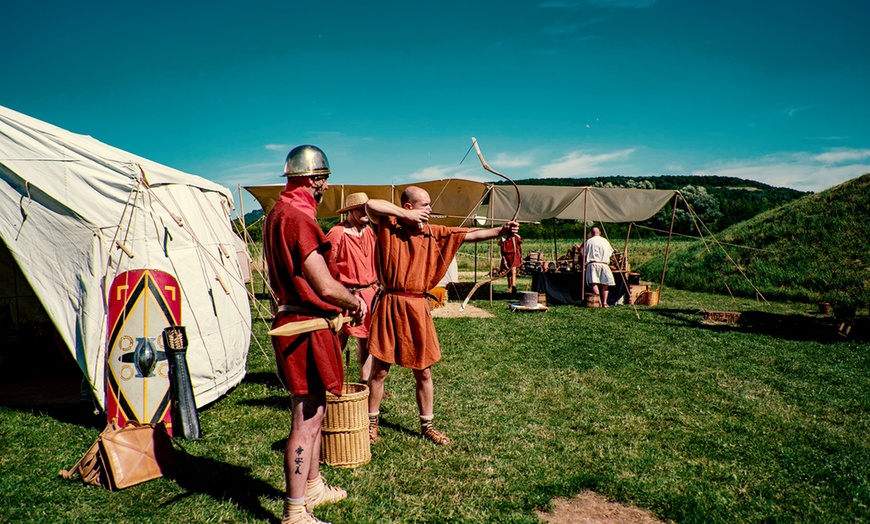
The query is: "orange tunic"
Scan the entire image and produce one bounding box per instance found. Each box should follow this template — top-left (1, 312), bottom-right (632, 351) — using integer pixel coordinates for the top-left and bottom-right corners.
top-left (324, 224), bottom-right (378, 338)
top-left (368, 218), bottom-right (467, 370)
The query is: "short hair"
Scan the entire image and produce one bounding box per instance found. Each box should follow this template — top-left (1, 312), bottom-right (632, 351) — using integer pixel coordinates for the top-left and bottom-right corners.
top-left (401, 186), bottom-right (425, 205)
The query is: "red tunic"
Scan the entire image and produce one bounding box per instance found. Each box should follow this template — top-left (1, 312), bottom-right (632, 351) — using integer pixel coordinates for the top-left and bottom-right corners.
top-left (368, 218), bottom-right (466, 370)
top-left (498, 235), bottom-right (523, 271)
top-left (324, 224), bottom-right (378, 338)
top-left (263, 187), bottom-right (344, 396)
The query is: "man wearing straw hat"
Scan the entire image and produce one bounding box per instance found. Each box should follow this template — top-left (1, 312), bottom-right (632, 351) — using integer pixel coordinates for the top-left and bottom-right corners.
top-left (364, 186), bottom-right (519, 445)
top-left (324, 192), bottom-right (378, 384)
top-left (263, 145), bottom-right (367, 524)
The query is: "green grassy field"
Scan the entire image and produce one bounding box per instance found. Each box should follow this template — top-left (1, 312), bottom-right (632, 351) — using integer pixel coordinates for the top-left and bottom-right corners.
top-left (2, 289), bottom-right (868, 523)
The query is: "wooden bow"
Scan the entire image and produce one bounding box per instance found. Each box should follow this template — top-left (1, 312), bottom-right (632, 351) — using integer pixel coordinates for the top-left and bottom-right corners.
top-left (460, 137), bottom-right (522, 311)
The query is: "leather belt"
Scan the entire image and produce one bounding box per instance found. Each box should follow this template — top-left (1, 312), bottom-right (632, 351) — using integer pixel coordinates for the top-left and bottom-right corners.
top-left (384, 289), bottom-right (432, 299)
top-left (344, 282), bottom-right (378, 293)
top-left (277, 304), bottom-right (327, 316)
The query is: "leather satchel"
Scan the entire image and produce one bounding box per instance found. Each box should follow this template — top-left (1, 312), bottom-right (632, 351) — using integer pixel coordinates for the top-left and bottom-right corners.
top-left (60, 421), bottom-right (177, 490)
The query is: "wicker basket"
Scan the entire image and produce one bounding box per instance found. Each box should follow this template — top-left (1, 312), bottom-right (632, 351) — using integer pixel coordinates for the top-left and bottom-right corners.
top-left (321, 382), bottom-right (371, 468)
top-left (637, 289), bottom-right (660, 306)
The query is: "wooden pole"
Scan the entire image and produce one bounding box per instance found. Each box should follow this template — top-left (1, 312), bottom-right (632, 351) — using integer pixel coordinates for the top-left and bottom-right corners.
top-left (659, 193), bottom-right (679, 301)
top-left (581, 187), bottom-right (589, 301)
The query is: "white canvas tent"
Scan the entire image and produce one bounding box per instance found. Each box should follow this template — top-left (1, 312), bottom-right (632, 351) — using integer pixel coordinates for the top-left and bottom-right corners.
top-left (0, 105), bottom-right (251, 408)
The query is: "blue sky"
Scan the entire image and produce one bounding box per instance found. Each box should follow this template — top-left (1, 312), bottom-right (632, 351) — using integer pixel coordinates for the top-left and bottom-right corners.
top-left (3, 0), bottom-right (869, 217)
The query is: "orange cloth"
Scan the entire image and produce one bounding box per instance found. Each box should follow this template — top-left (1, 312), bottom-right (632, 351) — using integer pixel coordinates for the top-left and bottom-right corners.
top-left (428, 287), bottom-right (448, 308)
top-left (324, 224), bottom-right (378, 338)
top-left (368, 218), bottom-right (467, 370)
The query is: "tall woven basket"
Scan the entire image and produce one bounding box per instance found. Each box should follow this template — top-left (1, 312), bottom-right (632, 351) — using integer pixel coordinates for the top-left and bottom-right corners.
top-left (320, 382), bottom-right (371, 468)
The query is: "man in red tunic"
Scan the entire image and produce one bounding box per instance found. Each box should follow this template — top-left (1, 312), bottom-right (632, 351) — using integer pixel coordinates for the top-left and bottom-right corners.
top-left (498, 233), bottom-right (523, 293)
top-left (324, 192), bottom-right (378, 384)
top-left (263, 145), bottom-right (366, 524)
top-left (365, 186), bottom-right (519, 445)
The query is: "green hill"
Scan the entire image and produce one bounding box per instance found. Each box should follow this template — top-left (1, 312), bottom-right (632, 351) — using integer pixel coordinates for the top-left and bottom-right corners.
top-left (638, 173), bottom-right (870, 308)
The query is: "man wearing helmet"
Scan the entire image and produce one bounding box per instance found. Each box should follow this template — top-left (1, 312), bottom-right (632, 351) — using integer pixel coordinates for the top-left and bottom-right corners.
top-left (263, 145), bottom-right (367, 524)
top-left (364, 186), bottom-right (519, 446)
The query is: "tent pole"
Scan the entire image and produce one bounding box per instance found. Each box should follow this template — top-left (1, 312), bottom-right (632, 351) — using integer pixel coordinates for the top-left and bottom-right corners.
top-left (581, 187), bottom-right (589, 302)
top-left (552, 220), bottom-right (557, 263)
top-left (659, 193), bottom-right (679, 300)
top-left (624, 222), bottom-right (632, 272)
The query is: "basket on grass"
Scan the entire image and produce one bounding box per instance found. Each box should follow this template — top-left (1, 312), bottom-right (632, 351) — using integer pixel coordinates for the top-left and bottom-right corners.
top-left (321, 382), bottom-right (371, 468)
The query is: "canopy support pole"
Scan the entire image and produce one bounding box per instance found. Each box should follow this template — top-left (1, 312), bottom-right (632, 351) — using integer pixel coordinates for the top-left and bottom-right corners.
top-left (581, 187), bottom-right (589, 302)
top-left (552, 220), bottom-right (557, 263)
top-left (659, 193), bottom-right (679, 301)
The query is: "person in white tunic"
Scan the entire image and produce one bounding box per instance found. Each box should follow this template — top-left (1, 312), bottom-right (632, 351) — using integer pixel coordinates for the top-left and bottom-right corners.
top-left (584, 227), bottom-right (615, 308)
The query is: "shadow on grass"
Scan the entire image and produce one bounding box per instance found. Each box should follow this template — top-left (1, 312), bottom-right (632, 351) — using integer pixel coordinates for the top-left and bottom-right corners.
top-left (166, 453), bottom-right (284, 523)
top-left (241, 394), bottom-right (291, 411)
top-left (241, 371), bottom-right (285, 389)
top-left (649, 308), bottom-right (860, 343)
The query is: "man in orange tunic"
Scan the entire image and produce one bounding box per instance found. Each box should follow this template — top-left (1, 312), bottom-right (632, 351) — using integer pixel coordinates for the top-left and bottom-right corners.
top-left (324, 192), bottom-right (378, 384)
top-left (365, 186), bottom-right (519, 445)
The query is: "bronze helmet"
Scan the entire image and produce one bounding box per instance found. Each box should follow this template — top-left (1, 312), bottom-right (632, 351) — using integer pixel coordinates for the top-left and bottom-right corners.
top-left (282, 145), bottom-right (330, 178)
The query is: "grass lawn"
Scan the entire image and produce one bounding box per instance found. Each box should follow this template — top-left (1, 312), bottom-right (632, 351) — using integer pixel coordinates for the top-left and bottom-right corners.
top-left (1, 289), bottom-right (868, 523)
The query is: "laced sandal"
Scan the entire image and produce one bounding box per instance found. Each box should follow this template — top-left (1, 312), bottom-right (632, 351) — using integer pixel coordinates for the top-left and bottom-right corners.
top-left (421, 425), bottom-right (450, 445)
top-left (282, 503), bottom-right (331, 524)
top-left (305, 476), bottom-right (346, 511)
top-left (369, 422), bottom-right (380, 444)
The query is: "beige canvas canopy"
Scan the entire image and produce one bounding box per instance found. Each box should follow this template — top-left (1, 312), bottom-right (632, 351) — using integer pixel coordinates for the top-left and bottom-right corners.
top-left (488, 185), bottom-right (678, 224)
top-left (245, 179), bottom-right (491, 227)
top-left (244, 182), bottom-right (678, 226)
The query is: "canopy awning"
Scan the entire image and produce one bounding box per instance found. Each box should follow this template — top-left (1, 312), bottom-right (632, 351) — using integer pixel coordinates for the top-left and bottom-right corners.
top-left (245, 179), bottom-right (491, 227)
top-left (489, 186), bottom-right (678, 224)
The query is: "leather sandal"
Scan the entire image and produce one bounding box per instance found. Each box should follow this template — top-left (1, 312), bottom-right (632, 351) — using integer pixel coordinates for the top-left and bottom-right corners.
top-left (421, 425), bottom-right (450, 445)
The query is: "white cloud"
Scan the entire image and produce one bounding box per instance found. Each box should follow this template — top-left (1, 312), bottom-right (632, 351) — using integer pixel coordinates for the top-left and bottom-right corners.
top-left (536, 148), bottom-right (636, 178)
top-left (704, 149), bottom-right (870, 192)
top-left (491, 151), bottom-right (536, 169)
top-left (265, 144), bottom-right (289, 151)
top-left (406, 164), bottom-right (484, 182)
top-left (812, 148), bottom-right (870, 164)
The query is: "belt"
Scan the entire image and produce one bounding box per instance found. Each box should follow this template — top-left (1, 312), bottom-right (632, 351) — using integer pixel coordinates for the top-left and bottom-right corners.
top-left (344, 281), bottom-right (378, 293)
top-left (586, 261), bottom-right (610, 266)
top-left (277, 304), bottom-right (329, 317)
top-left (383, 289), bottom-right (431, 299)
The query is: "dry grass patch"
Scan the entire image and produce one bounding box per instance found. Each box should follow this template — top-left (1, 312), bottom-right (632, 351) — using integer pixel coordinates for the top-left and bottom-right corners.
top-left (537, 491), bottom-right (672, 524)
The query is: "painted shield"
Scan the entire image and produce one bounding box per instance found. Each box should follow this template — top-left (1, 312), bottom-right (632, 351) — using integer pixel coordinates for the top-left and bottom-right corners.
top-left (105, 269), bottom-right (181, 434)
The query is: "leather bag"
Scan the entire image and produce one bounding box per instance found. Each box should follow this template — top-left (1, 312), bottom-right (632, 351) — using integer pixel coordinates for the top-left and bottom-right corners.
top-left (60, 421), bottom-right (177, 490)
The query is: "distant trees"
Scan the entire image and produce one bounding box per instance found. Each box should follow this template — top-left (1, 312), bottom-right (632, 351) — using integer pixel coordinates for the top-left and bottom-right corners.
top-left (653, 185), bottom-right (723, 235)
top-left (593, 180), bottom-right (723, 235)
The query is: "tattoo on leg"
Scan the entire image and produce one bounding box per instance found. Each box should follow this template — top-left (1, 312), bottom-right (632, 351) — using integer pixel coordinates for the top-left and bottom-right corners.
top-left (294, 446), bottom-right (304, 475)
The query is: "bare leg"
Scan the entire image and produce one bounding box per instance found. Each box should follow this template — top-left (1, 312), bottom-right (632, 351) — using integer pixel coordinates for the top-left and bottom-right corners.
top-left (284, 393), bottom-right (326, 499)
top-left (599, 284), bottom-right (609, 307)
top-left (413, 367), bottom-right (434, 417)
top-left (367, 357), bottom-right (391, 415)
top-left (357, 337), bottom-right (372, 383)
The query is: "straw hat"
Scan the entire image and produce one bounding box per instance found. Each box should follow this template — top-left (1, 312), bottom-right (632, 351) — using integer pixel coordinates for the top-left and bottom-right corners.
top-left (337, 192), bottom-right (369, 213)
